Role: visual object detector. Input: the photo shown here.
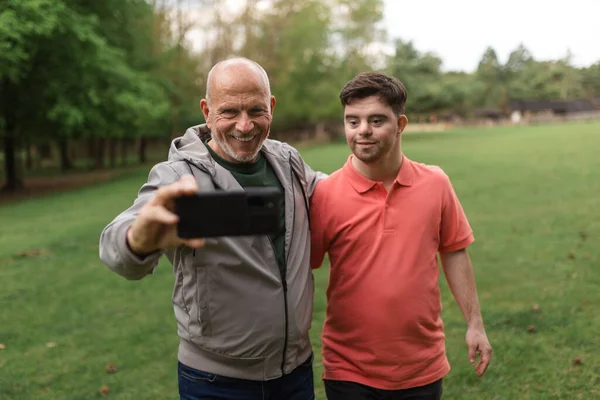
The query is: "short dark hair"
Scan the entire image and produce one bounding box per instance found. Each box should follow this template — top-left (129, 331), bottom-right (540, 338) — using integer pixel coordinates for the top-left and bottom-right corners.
top-left (340, 72), bottom-right (408, 115)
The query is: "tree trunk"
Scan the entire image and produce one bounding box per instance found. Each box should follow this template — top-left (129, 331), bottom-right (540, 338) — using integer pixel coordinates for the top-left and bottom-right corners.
top-left (58, 139), bottom-right (73, 171)
top-left (121, 139), bottom-right (129, 165)
top-left (139, 137), bottom-right (147, 164)
top-left (1, 79), bottom-right (23, 192)
top-left (2, 131), bottom-right (23, 192)
top-left (86, 138), bottom-right (96, 169)
top-left (37, 143), bottom-right (51, 169)
top-left (108, 138), bottom-right (117, 168)
top-left (94, 138), bottom-right (106, 169)
top-left (25, 143), bottom-right (33, 170)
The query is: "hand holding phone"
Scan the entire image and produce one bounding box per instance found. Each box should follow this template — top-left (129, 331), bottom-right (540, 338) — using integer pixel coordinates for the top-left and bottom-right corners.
top-left (126, 175), bottom-right (205, 254)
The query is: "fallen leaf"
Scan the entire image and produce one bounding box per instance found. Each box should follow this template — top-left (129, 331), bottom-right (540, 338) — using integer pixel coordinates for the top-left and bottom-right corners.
top-left (532, 304), bottom-right (541, 313)
top-left (46, 342), bottom-right (57, 348)
top-left (106, 364), bottom-right (117, 373)
top-left (582, 300), bottom-right (589, 306)
top-left (0, 344), bottom-right (5, 350)
top-left (99, 386), bottom-right (110, 395)
top-left (573, 356), bottom-right (582, 366)
top-left (567, 251), bottom-right (576, 260)
top-left (16, 248), bottom-right (50, 258)
top-left (527, 325), bottom-right (536, 333)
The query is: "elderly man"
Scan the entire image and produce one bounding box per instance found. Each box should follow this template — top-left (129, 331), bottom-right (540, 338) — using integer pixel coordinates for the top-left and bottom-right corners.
top-left (99, 58), bottom-right (323, 400)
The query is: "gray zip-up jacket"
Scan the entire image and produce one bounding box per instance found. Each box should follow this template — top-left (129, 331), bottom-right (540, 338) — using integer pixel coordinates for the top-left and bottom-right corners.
top-left (99, 124), bottom-right (325, 380)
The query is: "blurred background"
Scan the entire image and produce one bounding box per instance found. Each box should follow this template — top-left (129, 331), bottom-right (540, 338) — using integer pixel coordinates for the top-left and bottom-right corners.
top-left (1, 1), bottom-right (599, 399)
top-left (1, 0), bottom-right (599, 195)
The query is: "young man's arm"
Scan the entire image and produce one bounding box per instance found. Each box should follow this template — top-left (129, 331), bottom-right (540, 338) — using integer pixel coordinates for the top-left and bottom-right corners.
top-left (437, 170), bottom-right (492, 377)
top-left (440, 248), bottom-right (492, 377)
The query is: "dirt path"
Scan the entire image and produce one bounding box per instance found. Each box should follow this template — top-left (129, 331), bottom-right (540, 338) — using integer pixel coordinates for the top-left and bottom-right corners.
top-left (0, 168), bottom-right (140, 205)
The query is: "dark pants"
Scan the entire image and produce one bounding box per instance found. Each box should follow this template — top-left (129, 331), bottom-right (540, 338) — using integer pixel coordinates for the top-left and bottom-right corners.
top-left (324, 379), bottom-right (443, 400)
top-left (178, 355), bottom-right (314, 400)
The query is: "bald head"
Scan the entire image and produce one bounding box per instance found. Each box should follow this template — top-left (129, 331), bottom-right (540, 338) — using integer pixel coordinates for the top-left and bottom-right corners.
top-left (199, 57), bottom-right (276, 163)
top-left (205, 58), bottom-right (271, 104)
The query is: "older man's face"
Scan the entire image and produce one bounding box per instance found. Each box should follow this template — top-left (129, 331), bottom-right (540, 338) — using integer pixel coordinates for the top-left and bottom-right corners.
top-left (201, 67), bottom-right (275, 163)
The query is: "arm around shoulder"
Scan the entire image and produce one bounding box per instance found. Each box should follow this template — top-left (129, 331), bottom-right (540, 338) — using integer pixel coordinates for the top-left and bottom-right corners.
top-left (288, 146), bottom-right (327, 197)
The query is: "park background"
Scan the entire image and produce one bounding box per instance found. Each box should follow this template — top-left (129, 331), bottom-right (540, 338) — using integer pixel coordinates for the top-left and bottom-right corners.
top-left (1, 1), bottom-right (599, 399)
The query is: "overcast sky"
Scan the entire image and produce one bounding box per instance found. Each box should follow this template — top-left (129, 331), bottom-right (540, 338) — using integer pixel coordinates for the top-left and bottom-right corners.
top-left (383, 0), bottom-right (600, 71)
top-left (185, 0), bottom-right (600, 72)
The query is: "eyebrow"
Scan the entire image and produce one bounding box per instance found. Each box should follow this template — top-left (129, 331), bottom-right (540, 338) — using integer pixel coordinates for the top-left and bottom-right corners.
top-left (218, 103), bottom-right (267, 112)
top-left (345, 114), bottom-right (388, 119)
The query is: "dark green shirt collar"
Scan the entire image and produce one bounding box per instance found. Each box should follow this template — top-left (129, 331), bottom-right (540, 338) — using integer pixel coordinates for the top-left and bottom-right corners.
top-left (205, 139), bottom-right (265, 175)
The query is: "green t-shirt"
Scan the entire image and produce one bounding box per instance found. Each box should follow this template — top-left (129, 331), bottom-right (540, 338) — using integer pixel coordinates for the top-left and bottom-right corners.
top-left (206, 142), bottom-right (286, 278)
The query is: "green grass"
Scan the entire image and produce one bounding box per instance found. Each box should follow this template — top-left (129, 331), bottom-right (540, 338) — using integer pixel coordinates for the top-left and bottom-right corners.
top-left (1, 122), bottom-right (599, 399)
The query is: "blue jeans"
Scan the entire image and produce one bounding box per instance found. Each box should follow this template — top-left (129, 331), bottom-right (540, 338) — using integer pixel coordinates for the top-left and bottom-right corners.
top-left (178, 354), bottom-right (315, 400)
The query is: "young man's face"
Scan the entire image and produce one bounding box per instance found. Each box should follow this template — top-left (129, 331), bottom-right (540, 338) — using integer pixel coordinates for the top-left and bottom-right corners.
top-left (343, 95), bottom-right (405, 164)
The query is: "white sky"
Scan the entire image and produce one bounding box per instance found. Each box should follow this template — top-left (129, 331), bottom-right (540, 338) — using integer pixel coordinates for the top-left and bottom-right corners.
top-left (383, 0), bottom-right (600, 71)
top-left (184, 0), bottom-right (600, 72)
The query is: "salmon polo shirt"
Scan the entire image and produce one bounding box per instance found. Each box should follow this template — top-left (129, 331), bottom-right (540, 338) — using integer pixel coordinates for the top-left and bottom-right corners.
top-left (310, 155), bottom-right (474, 390)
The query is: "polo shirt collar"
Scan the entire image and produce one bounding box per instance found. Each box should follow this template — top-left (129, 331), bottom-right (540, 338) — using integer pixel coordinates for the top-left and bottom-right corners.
top-left (344, 154), bottom-right (414, 194)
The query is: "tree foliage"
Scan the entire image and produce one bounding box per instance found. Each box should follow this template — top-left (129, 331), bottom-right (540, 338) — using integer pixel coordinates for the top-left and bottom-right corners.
top-left (1, 0), bottom-right (599, 191)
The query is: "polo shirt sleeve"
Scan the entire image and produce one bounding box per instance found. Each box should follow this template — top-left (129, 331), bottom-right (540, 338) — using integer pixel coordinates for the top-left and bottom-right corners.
top-left (438, 174), bottom-right (474, 253)
top-left (309, 182), bottom-right (328, 269)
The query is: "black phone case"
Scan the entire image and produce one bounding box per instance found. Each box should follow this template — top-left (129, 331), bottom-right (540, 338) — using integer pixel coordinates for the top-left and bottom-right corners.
top-left (174, 187), bottom-right (283, 238)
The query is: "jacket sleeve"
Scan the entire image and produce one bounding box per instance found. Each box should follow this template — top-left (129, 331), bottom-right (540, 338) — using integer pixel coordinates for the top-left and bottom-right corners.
top-left (288, 147), bottom-right (327, 198)
top-left (99, 162), bottom-right (181, 280)
top-left (309, 182), bottom-right (328, 269)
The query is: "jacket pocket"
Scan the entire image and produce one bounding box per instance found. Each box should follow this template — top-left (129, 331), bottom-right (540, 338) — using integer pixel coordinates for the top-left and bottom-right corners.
top-left (196, 264), bottom-right (212, 337)
top-left (176, 250), bottom-right (213, 341)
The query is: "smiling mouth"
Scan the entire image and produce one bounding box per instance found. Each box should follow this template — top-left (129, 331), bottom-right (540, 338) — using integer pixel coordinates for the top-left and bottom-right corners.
top-left (230, 135), bottom-right (257, 142)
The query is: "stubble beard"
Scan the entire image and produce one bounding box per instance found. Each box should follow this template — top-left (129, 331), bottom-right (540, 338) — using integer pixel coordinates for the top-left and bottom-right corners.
top-left (352, 142), bottom-right (383, 164)
top-left (212, 128), bottom-right (269, 163)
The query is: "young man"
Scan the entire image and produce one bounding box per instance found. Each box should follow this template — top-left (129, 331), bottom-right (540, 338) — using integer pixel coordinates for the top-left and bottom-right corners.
top-left (100, 58), bottom-right (324, 400)
top-left (310, 72), bottom-right (492, 399)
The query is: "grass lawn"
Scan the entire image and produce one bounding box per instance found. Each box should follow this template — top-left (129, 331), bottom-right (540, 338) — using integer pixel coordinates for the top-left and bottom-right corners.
top-left (1, 122), bottom-right (599, 399)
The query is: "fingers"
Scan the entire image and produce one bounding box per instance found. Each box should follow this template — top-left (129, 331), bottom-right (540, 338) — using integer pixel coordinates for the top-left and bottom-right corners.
top-left (468, 343), bottom-right (477, 365)
top-left (476, 346), bottom-right (492, 377)
top-left (152, 175), bottom-right (198, 206)
top-left (144, 204), bottom-right (179, 225)
top-left (182, 238), bottom-right (206, 249)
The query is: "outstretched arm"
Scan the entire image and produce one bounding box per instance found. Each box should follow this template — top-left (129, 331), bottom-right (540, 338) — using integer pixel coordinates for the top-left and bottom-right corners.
top-left (99, 166), bottom-right (204, 280)
top-left (440, 248), bottom-right (492, 377)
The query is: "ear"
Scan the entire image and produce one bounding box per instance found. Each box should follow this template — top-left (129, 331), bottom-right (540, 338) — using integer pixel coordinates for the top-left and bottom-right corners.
top-left (200, 99), bottom-right (211, 128)
top-left (270, 95), bottom-right (276, 115)
top-left (397, 114), bottom-right (408, 135)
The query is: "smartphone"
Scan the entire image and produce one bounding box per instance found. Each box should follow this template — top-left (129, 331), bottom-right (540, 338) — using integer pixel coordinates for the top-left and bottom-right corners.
top-left (174, 187), bottom-right (283, 238)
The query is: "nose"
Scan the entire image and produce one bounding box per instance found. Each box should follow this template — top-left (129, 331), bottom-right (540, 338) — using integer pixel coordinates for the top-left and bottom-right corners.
top-left (357, 121), bottom-right (372, 137)
top-left (235, 112), bottom-right (254, 134)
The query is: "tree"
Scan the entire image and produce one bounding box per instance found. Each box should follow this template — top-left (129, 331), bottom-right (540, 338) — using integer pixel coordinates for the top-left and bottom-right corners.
top-left (389, 39), bottom-right (453, 117)
top-left (0, 0), bottom-right (171, 191)
top-left (581, 62), bottom-right (600, 103)
top-left (1, 0), bottom-right (73, 190)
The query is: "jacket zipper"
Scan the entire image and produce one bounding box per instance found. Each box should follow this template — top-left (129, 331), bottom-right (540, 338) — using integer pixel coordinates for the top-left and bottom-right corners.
top-left (279, 156), bottom-right (296, 374)
top-left (187, 158), bottom-right (294, 375)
